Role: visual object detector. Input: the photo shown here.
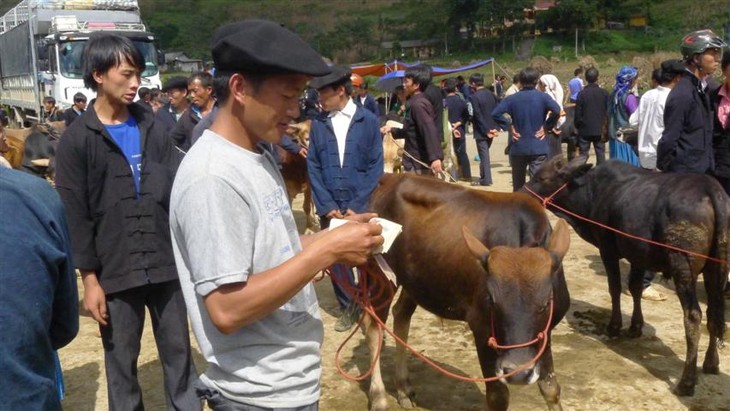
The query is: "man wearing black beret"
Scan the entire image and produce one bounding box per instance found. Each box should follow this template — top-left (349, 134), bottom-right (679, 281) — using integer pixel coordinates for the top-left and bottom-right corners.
top-left (307, 65), bottom-right (384, 333)
top-left (156, 76), bottom-right (190, 132)
top-left (169, 20), bottom-right (384, 410)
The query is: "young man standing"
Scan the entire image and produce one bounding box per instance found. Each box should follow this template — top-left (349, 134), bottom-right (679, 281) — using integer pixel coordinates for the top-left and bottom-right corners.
top-left (307, 65), bottom-right (384, 332)
top-left (444, 77), bottom-right (471, 181)
top-left (568, 67), bottom-right (584, 104)
top-left (492, 67), bottom-right (561, 191)
top-left (468, 73), bottom-right (500, 186)
top-left (574, 67), bottom-right (609, 164)
top-left (54, 33), bottom-right (200, 410)
top-left (169, 20), bottom-right (383, 410)
top-left (381, 64), bottom-right (443, 176)
top-left (657, 30), bottom-right (726, 174)
top-left (63, 92), bottom-right (87, 126)
top-left (43, 96), bottom-right (63, 122)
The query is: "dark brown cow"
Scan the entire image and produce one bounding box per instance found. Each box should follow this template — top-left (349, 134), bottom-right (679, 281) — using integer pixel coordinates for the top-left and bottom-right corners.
top-left (362, 173), bottom-right (571, 411)
top-left (524, 155), bottom-right (729, 396)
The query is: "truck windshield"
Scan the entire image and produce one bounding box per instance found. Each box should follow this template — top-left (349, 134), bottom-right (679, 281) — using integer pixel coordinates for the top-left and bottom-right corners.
top-left (59, 39), bottom-right (159, 79)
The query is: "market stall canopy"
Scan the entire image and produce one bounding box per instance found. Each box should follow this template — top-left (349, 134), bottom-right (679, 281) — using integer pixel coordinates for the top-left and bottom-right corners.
top-left (373, 58), bottom-right (494, 92)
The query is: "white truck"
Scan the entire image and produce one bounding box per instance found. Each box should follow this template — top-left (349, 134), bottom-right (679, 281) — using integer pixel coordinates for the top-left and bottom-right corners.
top-left (0, 0), bottom-right (163, 126)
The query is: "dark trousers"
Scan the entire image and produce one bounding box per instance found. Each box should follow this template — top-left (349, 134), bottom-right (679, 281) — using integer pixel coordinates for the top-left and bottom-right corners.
top-left (578, 135), bottom-right (606, 165)
top-left (100, 281), bottom-right (200, 411)
top-left (547, 131), bottom-right (562, 159)
top-left (194, 380), bottom-right (318, 411)
top-left (475, 138), bottom-right (493, 185)
top-left (510, 154), bottom-right (547, 192)
top-left (452, 135), bottom-right (471, 180)
top-left (319, 216), bottom-right (356, 310)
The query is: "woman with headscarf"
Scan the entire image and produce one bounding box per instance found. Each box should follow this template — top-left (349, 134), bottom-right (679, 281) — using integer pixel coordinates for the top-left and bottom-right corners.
top-left (608, 66), bottom-right (641, 166)
top-left (538, 73), bottom-right (565, 159)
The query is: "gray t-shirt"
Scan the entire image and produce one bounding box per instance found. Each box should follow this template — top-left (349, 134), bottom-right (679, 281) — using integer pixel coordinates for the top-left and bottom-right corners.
top-left (170, 130), bottom-right (323, 408)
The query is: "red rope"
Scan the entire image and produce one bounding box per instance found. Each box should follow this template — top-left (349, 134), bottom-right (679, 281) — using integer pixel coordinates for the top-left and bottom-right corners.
top-left (522, 184), bottom-right (729, 265)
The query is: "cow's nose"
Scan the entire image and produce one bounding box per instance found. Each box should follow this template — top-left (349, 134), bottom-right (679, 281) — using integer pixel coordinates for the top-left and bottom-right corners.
top-left (498, 361), bottom-right (540, 385)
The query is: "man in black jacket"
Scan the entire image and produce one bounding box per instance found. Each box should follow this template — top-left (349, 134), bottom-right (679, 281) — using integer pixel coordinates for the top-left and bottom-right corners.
top-left (575, 67), bottom-right (609, 164)
top-left (468, 73), bottom-right (500, 186)
top-left (156, 76), bottom-right (190, 133)
top-left (54, 33), bottom-right (200, 411)
top-left (169, 71), bottom-right (215, 151)
top-left (657, 29), bottom-right (726, 173)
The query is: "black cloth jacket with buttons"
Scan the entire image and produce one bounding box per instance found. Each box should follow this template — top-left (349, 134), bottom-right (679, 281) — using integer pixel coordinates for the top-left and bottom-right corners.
top-left (55, 101), bottom-right (183, 294)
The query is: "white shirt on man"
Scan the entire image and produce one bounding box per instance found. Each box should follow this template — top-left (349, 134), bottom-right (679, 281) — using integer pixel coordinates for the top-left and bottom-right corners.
top-left (629, 85), bottom-right (671, 170)
top-left (328, 97), bottom-right (356, 167)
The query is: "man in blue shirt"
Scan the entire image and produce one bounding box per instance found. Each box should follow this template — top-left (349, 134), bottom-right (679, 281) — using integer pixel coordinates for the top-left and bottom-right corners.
top-left (568, 67), bottom-right (584, 104)
top-left (492, 67), bottom-right (561, 191)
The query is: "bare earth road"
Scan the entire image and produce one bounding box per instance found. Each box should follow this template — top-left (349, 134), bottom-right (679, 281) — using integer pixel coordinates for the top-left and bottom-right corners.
top-left (59, 133), bottom-right (730, 410)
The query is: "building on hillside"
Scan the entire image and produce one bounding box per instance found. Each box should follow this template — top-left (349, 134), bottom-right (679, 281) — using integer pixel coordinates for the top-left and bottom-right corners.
top-left (381, 39), bottom-right (440, 59)
top-left (163, 52), bottom-right (204, 73)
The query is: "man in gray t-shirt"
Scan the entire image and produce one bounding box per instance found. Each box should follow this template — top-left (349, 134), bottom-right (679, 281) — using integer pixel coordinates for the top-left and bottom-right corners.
top-left (169, 20), bottom-right (383, 410)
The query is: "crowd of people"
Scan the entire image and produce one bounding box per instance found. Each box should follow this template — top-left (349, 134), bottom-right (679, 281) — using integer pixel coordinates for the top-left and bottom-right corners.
top-left (3, 20), bottom-right (730, 411)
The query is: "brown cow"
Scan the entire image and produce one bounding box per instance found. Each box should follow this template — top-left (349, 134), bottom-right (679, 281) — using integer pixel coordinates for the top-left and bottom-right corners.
top-left (278, 120), bottom-right (317, 230)
top-left (524, 156), bottom-right (729, 397)
top-left (1, 121), bottom-right (65, 182)
top-left (362, 173), bottom-right (571, 411)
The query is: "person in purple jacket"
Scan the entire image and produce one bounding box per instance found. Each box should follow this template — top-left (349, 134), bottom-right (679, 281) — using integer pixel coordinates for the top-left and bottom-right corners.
top-left (492, 67), bottom-right (560, 191)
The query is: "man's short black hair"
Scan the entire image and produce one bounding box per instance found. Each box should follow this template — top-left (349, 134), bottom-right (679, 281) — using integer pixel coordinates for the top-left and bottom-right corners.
top-left (138, 87), bottom-right (150, 100)
top-left (404, 64), bottom-right (432, 91)
top-left (722, 47), bottom-right (730, 71)
top-left (43, 96), bottom-right (56, 104)
top-left (73, 92), bottom-right (87, 102)
top-left (512, 74), bottom-right (519, 84)
top-left (519, 67), bottom-right (540, 88)
top-left (574, 67), bottom-right (584, 76)
top-left (82, 33), bottom-right (145, 92)
top-left (469, 73), bottom-right (484, 87)
top-left (444, 78), bottom-right (457, 93)
top-left (585, 67), bottom-right (599, 84)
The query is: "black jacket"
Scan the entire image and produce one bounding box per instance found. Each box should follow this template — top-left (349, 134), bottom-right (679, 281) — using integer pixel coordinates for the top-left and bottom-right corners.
top-left (168, 108), bottom-right (200, 151)
top-left (63, 107), bottom-right (84, 126)
top-left (657, 72), bottom-right (714, 174)
top-left (54, 101), bottom-right (183, 294)
top-left (155, 103), bottom-right (179, 133)
top-left (709, 86), bottom-right (730, 178)
top-left (469, 88), bottom-right (500, 139)
top-left (575, 83), bottom-right (609, 137)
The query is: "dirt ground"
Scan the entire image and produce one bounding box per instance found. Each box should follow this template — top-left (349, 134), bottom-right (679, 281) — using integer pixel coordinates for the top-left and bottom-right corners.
top-left (58, 134), bottom-right (730, 410)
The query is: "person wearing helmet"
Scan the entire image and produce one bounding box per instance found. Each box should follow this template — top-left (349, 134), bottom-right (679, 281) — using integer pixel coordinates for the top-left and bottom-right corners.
top-left (351, 73), bottom-right (380, 117)
top-left (657, 29), bottom-right (727, 173)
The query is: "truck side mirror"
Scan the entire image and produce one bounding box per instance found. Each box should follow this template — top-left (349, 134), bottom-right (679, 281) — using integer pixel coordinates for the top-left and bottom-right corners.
top-left (157, 49), bottom-right (165, 66)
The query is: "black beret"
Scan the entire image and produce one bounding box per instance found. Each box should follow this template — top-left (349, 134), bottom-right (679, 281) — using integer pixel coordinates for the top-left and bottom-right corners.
top-left (162, 76), bottom-right (189, 92)
top-left (212, 19), bottom-right (331, 76)
top-left (661, 59), bottom-right (686, 75)
top-left (309, 65), bottom-right (351, 90)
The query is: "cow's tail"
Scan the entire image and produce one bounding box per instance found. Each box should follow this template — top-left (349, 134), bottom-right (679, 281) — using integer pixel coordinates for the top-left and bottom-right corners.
top-left (706, 186), bottom-right (729, 342)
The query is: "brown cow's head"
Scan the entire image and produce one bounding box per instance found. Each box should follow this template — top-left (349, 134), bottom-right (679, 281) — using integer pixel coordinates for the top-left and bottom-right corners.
top-left (525, 155), bottom-right (593, 197)
top-left (462, 219), bottom-right (570, 385)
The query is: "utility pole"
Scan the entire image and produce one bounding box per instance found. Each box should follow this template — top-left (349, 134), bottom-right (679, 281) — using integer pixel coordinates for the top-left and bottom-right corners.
top-left (575, 28), bottom-right (578, 59)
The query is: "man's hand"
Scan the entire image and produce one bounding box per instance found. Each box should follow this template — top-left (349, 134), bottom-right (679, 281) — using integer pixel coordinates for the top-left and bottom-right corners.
top-left (326, 209), bottom-right (344, 220)
top-left (81, 271), bottom-right (108, 326)
top-left (430, 159), bottom-right (443, 175)
top-left (324, 222), bottom-right (384, 266)
top-left (344, 211), bottom-right (377, 222)
top-left (535, 126), bottom-right (546, 140)
top-left (452, 128), bottom-right (462, 138)
top-left (298, 147), bottom-right (308, 158)
top-left (380, 125), bottom-right (391, 135)
top-left (510, 125), bottom-right (521, 141)
top-left (487, 129), bottom-right (499, 139)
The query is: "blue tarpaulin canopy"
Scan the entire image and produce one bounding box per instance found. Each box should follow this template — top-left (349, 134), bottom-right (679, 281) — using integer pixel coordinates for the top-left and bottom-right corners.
top-left (374, 58), bottom-right (494, 92)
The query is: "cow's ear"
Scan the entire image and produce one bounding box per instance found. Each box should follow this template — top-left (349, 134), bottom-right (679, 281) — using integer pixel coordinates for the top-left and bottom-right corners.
top-left (462, 226), bottom-right (490, 267)
top-left (547, 219), bottom-right (571, 260)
